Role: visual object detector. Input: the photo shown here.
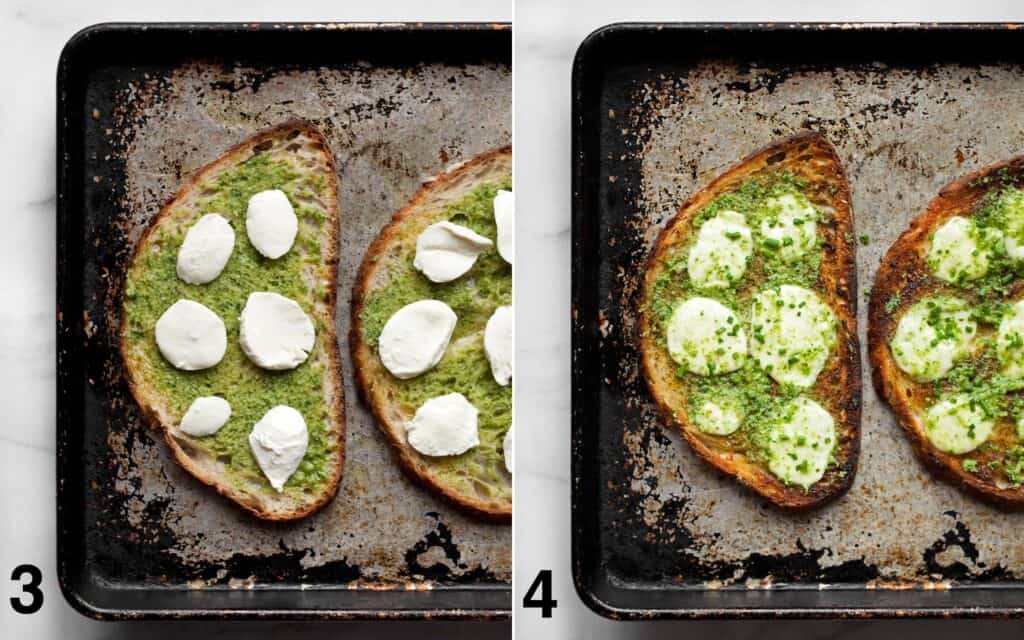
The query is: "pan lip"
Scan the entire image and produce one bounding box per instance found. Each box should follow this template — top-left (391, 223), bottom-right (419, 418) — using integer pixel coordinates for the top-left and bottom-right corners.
top-left (56, 20), bottom-right (510, 621)
top-left (571, 20), bottom-right (1024, 619)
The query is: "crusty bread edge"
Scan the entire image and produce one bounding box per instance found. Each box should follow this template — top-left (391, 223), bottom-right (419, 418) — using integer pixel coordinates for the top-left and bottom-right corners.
top-left (119, 120), bottom-right (346, 522)
top-left (869, 155), bottom-right (1024, 509)
top-left (350, 146), bottom-right (512, 524)
top-left (637, 132), bottom-right (861, 509)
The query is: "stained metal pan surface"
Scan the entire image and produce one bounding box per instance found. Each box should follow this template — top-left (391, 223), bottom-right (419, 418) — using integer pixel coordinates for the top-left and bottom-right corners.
top-left (57, 22), bottom-right (511, 620)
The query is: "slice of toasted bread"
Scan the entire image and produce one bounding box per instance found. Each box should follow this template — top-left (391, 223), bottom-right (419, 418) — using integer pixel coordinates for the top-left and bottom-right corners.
top-left (638, 132), bottom-right (860, 509)
top-left (120, 121), bottom-right (344, 521)
top-left (870, 157), bottom-right (1024, 508)
top-left (351, 147), bottom-right (512, 523)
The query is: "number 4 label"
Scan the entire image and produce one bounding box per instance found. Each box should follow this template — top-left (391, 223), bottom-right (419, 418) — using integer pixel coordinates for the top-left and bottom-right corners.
top-left (522, 569), bottom-right (557, 618)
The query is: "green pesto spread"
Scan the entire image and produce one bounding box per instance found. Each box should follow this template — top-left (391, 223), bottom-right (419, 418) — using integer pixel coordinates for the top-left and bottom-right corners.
top-left (360, 178), bottom-right (512, 499)
top-left (646, 172), bottom-right (839, 485)
top-left (892, 182), bottom-right (1024, 487)
top-left (123, 153), bottom-right (334, 494)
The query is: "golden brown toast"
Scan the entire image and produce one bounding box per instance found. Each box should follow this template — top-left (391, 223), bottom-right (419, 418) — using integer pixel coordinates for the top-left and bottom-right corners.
top-left (870, 156), bottom-right (1024, 508)
top-left (638, 132), bottom-right (860, 508)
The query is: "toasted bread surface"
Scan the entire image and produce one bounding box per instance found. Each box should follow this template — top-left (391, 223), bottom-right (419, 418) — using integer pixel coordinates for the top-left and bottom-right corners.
top-left (870, 157), bottom-right (1024, 508)
top-left (120, 121), bottom-right (344, 521)
top-left (351, 147), bottom-right (512, 522)
top-left (638, 132), bottom-right (860, 509)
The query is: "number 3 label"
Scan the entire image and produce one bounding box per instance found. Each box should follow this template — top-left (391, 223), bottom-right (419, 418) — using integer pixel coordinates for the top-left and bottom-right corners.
top-left (10, 565), bottom-right (43, 614)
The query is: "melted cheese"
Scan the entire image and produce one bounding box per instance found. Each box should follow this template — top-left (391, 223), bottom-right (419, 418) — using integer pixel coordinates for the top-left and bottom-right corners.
top-left (1001, 190), bottom-right (1024, 260)
top-left (760, 193), bottom-right (818, 262)
top-left (927, 216), bottom-right (997, 284)
top-left (666, 297), bottom-right (747, 376)
top-left (687, 210), bottom-right (753, 289)
top-left (925, 394), bottom-right (994, 454)
top-left (749, 285), bottom-right (836, 388)
top-left (766, 397), bottom-right (835, 489)
top-left (691, 398), bottom-right (743, 436)
top-left (890, 297), bottom-right (975, 382)
top-left (998, 299), bottom-right (1024, 378)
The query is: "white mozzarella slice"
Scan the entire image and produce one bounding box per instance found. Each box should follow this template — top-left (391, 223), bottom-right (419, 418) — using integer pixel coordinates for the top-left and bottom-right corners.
top-left (1017, 413), bottom-right (1024, 442)
top-left (239, 292), bottom-right (315, 371)
top-left (246, 189), bottom-right (298, 259)
top-left (179, 396), bottom-right (231, 437)
top-left (925, 394), bottom-right (994, 454)
top-left (154, 299), bottom-right (227, 371)
top-left (760, 193), bottom-right (818, 262)
top-left (687, 210), bottom-right (753, 289)
top-left (503, 424), bottom-right (514, 474)
top-left (378, 300), bottom-right (457, 379)
top-left (750, 285), bottom-right (836, 388)
top-left (927, 216), bottom-right (996, 284)
top-left (249, 405), bottom-right (309, 492)
top-left (176, 213), bottom-right (236, 285)
top-left (998, 299), bottom-right (1024, 378)
top-left (890, 297), bottom-right (975, 382)
top-left (405, 392), bottom-right (480, 457)
top-left (494, 189), bottom-right (513, 265)
top-left (666, 297), bottom-right (747, 376)
top-left (413, 221), bottom-right (493, 283)
top-left (766, 397), bottom-right (835, 488)
top-left (484, 305), bottom-right (513, 386)
top-left (691, 398), bottom-right (743, 436)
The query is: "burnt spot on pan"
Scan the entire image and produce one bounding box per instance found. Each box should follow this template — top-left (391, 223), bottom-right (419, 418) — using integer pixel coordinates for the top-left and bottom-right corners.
top-left (921, 511), bottom-right (1013, 582)
top-left (404, 513), bottom-right (499, 583)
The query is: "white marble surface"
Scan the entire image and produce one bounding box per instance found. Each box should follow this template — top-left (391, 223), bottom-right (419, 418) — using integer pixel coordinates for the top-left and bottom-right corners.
top-left (0, 1), bottom-right (510, 639)
top-left (513, 0), bottom-right (1024, 638)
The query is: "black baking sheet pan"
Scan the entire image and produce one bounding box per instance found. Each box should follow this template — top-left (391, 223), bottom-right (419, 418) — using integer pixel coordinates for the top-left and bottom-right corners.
top-left (571, 22), bottom-right (1024, 619)
top-left (57, 22), bottom-right (511, 620)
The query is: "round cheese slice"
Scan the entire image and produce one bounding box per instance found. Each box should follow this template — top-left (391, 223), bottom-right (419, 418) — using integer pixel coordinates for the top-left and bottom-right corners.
top-left (687, 210), bottom-right (753, 289)
top-left (890, 297), bottom-right (974, 382)
top-left (484, 305), bottom-right (513, 386)
top-left (503, 424), bottom-right (514, 474)
top-left (180, 396), bottom-right (231, 437)
top-left (690, 398), bottom-right (743, 436)
top-left (666, 297), bottom-right (746, 376)
top-left (749, 285), bottom-right (836, 388)
top-left (494, 189), bottom-right (514, 265)
top-left (246, 189), bottom-right (298, 259)
top-left (413, 221), bottom-right (493, 283)
top-left (927, 216), bottom-right (996, 284)
top-left (925, 394), bottom-right (994, 455)
top-left (378, 300), bottom-right (457, 379)
top-left (249, 405), bottom-right (309, 492)
top-left (405, 392), bottom-right (480, 457)
top-left (176, 213), bottom-right (236, 285)
top-left (154, 299), bottom-right (227, 371)
top-left (239, 292), bottom-right (315, 371)
top-left (997, 299), bottom-right (1024, 378)
top-left (766, 397), bottom-right (835, 489)
top-left (759, 193), bottom-right (818, 262)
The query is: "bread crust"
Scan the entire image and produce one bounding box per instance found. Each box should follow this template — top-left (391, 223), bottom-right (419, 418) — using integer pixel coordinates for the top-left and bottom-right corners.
top-left (869, 155), bottom-right (1024, 508)
top-left (120, 120), bottom-right (345, 521)
top-left (637, 132), bottom-right (861, 509)
top-left (350, 147), bottom-right (512, 523)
